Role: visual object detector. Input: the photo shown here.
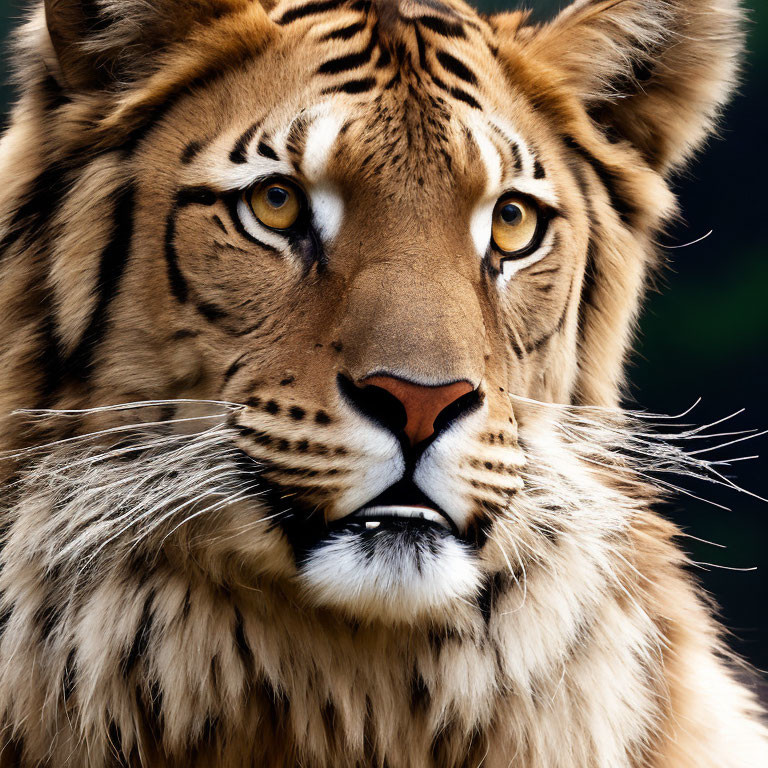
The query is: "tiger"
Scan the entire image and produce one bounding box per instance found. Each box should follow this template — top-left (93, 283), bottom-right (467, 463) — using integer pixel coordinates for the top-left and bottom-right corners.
top-left (0, 0), bottom-right (764, 764)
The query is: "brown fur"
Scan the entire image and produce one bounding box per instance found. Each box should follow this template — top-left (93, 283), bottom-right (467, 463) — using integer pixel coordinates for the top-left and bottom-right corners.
top-left (0, 0), bottom-right (764, 765)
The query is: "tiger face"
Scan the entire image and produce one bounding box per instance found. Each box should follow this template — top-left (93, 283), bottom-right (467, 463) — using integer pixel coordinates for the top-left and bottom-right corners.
top-left (143, 23), bottom-right (587, 619)
top-left (98, 2), bottom-right (605, 622)
top-left (4, 0), bottom-right (732, 626)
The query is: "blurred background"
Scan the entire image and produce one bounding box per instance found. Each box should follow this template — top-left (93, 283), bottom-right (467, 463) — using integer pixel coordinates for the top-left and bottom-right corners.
top-left (0, 0), bottom-right (765, 672)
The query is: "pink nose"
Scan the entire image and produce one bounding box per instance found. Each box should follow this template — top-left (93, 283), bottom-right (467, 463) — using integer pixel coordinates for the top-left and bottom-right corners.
top-left (363, 376), bottom-right (474, 446)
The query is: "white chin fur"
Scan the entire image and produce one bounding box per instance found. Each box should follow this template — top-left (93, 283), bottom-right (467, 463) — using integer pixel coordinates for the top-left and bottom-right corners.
top-left (298, 529), bottom-right (481, 623)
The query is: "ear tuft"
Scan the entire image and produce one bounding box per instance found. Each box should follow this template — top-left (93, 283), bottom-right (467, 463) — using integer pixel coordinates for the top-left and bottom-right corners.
top-left (513, 0), bottom-right (746, 174)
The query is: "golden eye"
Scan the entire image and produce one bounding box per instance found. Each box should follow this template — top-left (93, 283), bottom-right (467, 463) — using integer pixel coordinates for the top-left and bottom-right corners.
top-left (491, 196), bottom-right (540, 255)
top-left (248, 180), bottom-right (302, 230)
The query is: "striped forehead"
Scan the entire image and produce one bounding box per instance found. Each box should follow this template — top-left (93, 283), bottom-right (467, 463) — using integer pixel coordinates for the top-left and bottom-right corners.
top-left (273, 0), bottom-right (492, 108)
top-left (193, 0), bottom-right (554, 190)
top-left (467, 116), bottom-right (558, 207)
top-left (203, 102), bottom-right (553, 202)
top-left (187, 0), bottom-right (559, 242)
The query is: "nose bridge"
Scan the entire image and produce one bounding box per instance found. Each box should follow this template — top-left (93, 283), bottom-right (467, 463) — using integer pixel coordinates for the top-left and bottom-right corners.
top-left (339, 263), bottom-right (487, 386)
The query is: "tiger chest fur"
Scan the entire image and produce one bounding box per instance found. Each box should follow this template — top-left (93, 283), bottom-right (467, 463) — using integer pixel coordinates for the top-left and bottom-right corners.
top-left (0, 0), bottom-right (765, 765)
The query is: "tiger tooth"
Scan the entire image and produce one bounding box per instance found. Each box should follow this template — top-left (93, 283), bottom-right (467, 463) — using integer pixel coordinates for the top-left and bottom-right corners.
top-left (366, 521), bottom-right (381, 530)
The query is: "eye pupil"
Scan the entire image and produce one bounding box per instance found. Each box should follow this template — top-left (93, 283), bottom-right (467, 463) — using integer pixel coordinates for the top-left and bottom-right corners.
top-left (266, 186), bottom-right (289, 208)
top-left (501, 204), bottom-right (522, 226)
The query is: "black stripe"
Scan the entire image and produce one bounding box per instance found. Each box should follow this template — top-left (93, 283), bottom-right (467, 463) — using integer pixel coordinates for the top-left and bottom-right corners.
top-left (181, 140), bottom-right (205, 165)
top-left (65, 183), bottom-right (136, 378)
top-left (578, 237), bottom-right (599, 344)
top-left (172, 329), bottom-right (199, 340)
top-left (415, 27), bottom-right (428, 71)
top-left (37, 315), bottom-right (65, 401)
top-left (276, 0), bottom-right (343, 25)
top-left (285, 117), bottom-right (309, 162)
top-left (177, 186), bottom-right (218, 207)
top-left (317, 33), bottom-right (377, 75)
top-left (418, 15), bottom-right (466, 38)
top-left (567, 160), bottom-right (599, 350)
top-left (230, 120), bottom-right (262, 164)
top-left (164, 187), bottom-right (218, 304)
top-left (224, 353), bottom-right (249, 381)
top-left (533, 159), bottom-right (546, 179)
top-left (0, 162), bottom-right (71, 267)
top-left (321, 20), bottom-right (367, 40)
top-left (449, 87), bottom-right (481, 110)
top-left (121, 591), bottom-right (154, 678)
top-left (435, 51), bottom-right (477, 86)
top-left (509, 142), bottom-right (522, 173)
top-left (430, 73), bottom-right (449, 92)
top-left (257, 141), bottom-right (279, 161)
top-left (376, 46), bottom-right (392, 68)
top-left (563, 136), bottom-right (637, 227)
top-left (322, 78), bottom-right (377, 95)
top-left (383, 70), bottom-right (400, 90)
top-left (196, 301), bottom-right (228, 322)
top-left (233, 607), bottom-right (254, 671)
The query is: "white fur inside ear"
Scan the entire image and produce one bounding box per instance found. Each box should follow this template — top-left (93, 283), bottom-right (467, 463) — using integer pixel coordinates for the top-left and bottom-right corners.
top-left (299, 529), bottom-right (481, 623)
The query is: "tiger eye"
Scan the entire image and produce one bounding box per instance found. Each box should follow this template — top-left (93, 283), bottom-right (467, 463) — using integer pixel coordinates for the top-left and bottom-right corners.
top-left (491, 196), bottom-right (539, 255)
top-left (249, 180), bottom-right (302, 230)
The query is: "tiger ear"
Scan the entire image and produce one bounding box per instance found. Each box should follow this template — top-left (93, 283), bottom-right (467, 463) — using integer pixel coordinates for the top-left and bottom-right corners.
top-left (44, 0), bottom-right (261, 90)
top-left (498, 0), bottom-right (745, 175)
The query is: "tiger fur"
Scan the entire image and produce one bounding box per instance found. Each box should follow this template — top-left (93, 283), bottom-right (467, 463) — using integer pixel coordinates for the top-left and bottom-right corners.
top-left (0, 0), bottom-right (765, 765)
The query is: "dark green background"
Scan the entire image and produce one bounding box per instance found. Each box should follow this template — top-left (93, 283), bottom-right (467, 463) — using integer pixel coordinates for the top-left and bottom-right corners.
top-left (0, 0), bottom-right (765, 671)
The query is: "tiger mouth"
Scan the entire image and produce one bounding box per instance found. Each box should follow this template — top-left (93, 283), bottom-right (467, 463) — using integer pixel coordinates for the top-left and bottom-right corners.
top-left (352, 505), bottom-right (452, 532)
top-left (330, 479), bottom-right (460, 538)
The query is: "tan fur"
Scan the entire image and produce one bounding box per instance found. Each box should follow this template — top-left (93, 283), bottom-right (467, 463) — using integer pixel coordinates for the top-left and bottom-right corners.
top-left (0, 0), bottom-right (765, 765)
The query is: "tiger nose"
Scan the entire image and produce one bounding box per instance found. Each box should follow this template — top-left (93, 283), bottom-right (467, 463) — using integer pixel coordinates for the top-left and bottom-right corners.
top-left (359, 375), bottom-right (476, 446)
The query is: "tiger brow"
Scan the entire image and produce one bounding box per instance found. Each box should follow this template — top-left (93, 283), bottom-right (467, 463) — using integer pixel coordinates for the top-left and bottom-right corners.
top-left (230, 119), bottom-right (265, 165)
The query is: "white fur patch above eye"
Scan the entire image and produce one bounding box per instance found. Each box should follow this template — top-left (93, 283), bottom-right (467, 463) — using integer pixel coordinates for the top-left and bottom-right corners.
top-left (506, 176), bottom-right (558, 209)
top-left (301, 108), bottom-right (346, 183)
top-left (468, 121), bottom-right (503, 196)
top-left (309, 183), bottom-right (344, 242)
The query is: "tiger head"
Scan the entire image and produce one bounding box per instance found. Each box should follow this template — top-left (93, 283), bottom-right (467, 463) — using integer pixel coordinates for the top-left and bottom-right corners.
top-left (2, 0), bottom-right (741, 625)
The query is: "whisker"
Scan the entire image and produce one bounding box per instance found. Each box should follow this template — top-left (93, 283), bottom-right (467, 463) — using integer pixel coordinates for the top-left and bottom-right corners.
top-left (14, 398), bottom-right (246, 416)
top-left (2, 414), bottom-right (232, 459)
top-left (687, 429), bottom-right (768, 456)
